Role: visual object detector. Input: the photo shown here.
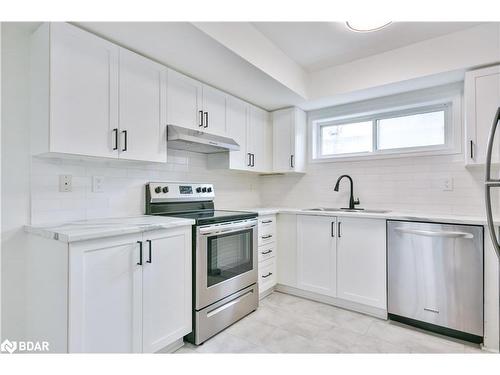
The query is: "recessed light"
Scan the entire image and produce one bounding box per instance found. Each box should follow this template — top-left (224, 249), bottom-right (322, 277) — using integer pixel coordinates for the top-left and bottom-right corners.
top-left (346, 21), bottom-right (392, 33)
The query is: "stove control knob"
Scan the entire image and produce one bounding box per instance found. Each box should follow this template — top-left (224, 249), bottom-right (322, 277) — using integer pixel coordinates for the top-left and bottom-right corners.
top-left (207, 187), bottom-right (213, 193)
top-left (202, 187), bottom-right (207, 193)
top-left (196, 187), bottom-right (202, 193)
top-left (162, 186), bottom-right (169, 193)
top-left (154, 186), bottom-right (162, 194)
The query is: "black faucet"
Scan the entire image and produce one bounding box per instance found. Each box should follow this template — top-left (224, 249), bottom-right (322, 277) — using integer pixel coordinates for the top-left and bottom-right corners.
top-left (334, 175), bottom-right (360, 210)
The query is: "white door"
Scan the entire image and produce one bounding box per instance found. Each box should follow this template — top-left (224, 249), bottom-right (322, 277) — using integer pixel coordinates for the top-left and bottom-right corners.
top-left (297, 215), bottom-right (337, 297)
top-left (50, 22), bottom-right (119, 158)
top-left (226, 96), bottom-right (250, 170)
top-left (202, 85), bottom-right (227, 136)
top-left (337, 217), bottom-right (387, 309)
top-left (249, 105), bottom-right (272, 173)
top-left (142, 229), bottom-right (192, 353)
top-left (167, 69), bottom-right (203, 130)
top-left (272, 108), bottom-right (293, 172)
top-left (465, 65), bottom-right (500, 165)
top-left (68, 235), bottom-right (143, 353)
top-left (119, 48), bottom-right (167, 162)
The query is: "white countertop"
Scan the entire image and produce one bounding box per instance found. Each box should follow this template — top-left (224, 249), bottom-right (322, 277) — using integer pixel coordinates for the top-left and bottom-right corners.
top-left (231, 207), bottom-right (495, 226)
top-left (24, 215), bottom-right (195, 243)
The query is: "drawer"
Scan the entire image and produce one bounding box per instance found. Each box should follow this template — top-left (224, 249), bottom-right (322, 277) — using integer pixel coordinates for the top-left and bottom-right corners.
top-left (258, 257), bottom-right (277, 294)
top-left (258, 231), bottom-right (275, 247)
top-left (258, 215), bottom-right (276, 235)
top-left (258, 244), bottom-right (276, 263)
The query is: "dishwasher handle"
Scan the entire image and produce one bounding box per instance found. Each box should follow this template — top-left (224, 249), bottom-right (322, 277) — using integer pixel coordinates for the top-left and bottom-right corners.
top-left (394, 227), bottom-right (474, 239)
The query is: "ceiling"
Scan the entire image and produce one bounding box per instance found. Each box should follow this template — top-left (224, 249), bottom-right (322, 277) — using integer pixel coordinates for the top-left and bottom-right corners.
top-left (252, 22), bottom-right (481, 72)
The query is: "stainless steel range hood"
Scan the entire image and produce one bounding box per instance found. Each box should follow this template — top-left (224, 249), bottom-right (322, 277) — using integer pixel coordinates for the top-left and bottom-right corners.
top-left (167, 125), bottom-right (240, 154)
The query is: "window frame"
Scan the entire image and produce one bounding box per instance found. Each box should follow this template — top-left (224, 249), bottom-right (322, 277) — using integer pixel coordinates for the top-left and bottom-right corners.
top-left (310, 86), bottom-right (462, 163)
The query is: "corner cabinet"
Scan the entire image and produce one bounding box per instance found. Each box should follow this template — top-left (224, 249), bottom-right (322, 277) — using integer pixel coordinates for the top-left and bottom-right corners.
top-left (30, 22), bottom-right (168, 162)
top-left (25, 226), bottom-right (192, 353)
top-left (272, 107), bottom-right (307, 173)
top-left (465, 64), bottom-right (500, 166)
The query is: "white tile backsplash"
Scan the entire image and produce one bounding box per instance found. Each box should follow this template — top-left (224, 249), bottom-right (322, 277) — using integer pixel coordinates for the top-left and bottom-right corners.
top-left (30, 149), bottom-right (261, 225)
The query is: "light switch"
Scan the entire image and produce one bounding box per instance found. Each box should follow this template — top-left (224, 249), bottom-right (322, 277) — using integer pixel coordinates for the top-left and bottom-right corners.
top-left (441, 177), bottom-right (454, 191)
top-left (92, 176), bottom-right (104, 193)
top-left (59, 175), bottom-right (72, 192)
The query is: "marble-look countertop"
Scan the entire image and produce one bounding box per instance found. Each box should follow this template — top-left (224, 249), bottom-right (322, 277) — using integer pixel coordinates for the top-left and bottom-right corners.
top-left (229, 207), bottom-right (496, 226)
top-left (24, 215), bottom-right (195, 243)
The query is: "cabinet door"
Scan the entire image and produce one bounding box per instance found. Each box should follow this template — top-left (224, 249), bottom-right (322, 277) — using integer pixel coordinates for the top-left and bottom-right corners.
top-left (277, 214), bottom-right (298, 288)
top-left (249, 105), bottom-right (272, 173)
top-left (297, 215), bottom-right (337, 297)
top-left (226, 96), bottom-right (250, 170)
top-left (142, 229), bottom-right (192, 353)
top-left (202, 85), bottom-right (227, 136)
top-left (119, 48), bottom-right (167, 162)
top-left (337, 217), bottom-right (386, 309)
top-left (69, 236), bottom-right (143, 353)
top-left (272, 108), bottom-right (293, 172)
top-left (167, 69), bottom-right (203, 130)
top-left (50, 22), bottom-right (119, 158)
top-left (465, 65), bottom-right (500, 165)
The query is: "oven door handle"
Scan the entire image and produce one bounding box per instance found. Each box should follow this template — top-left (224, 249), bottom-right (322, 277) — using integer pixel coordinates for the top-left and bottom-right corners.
top-left (199, 222), bottom-right (257, 236)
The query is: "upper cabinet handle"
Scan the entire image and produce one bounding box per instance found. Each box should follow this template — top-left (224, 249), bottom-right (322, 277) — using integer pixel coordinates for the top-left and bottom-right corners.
top-left (112, 128), bottom-right (118, 150)
top-left (331, 222), bottom-right (335, 237)
top-left (122, 130), bottom-right (128, 152)
top-left (251, 153), bottom-right (255, 167)
top-left (290, 155), bottom-right (294, 168)
top-left (146, 239), bottom-right (152, 263)
top-left (204, 112), bottom-right (209, 128)
top-left (470, 140), bottom-right (474, 160)
top-left (137, 241), bottom-right (143, 266)
top-left (247, 153), bottom-right (252, 167)
top-left (199, 110), bottom-right (204, 127)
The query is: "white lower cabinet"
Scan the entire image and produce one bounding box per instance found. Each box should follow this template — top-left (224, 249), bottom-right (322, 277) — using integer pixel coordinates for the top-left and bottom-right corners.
top-left (27, 226), bottom-right (192, 353)
top-left (336, 217), bottom-right (387, 310)
top-left (278, 213), bottom-right (387, 316)
top-left (297, 215), bottom-right (337, 297)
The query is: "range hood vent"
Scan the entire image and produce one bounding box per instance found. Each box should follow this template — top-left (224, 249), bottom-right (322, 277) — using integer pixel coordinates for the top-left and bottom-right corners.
top-left (167, 125), bottom-right (240, 154)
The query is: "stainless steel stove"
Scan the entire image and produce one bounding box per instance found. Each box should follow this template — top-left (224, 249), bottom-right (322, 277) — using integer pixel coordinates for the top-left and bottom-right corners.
top-left (145, 182), bottom-right (259, 345)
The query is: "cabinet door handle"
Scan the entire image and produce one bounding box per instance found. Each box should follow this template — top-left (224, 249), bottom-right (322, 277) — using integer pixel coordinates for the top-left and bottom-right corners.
top-left (112, 128), bottom-right (118, 150)
top-left (331, 222), bottom-right (335, 237)
top-left (261, 220), bottom-right (273, 224)
top-left (204, 112), bottom-right (209, 128)
top-left (199, 110), bottom-right (204, 127)
top-left (290, 155), bottom-right (294, 168)
top-left (262, 272), bottom-right (273, 278)
top-left (261, 249), bottom-right (273, 255)
top-left (137, 241), bottom-right (143, 266)
top-left (338, 221), bottom-right (342, 238)
top-left (251, 153), bottom-right (255, 167)
top-left (262, 234), bottom-right (273, 239)
top-left (122, 130), bottom-right (128, 152)
top-left (247, 153), bottom-right (252, 167)
top-left (470, 140), bottom-right (474, 159)
top-left (146, 239), bottom-right (152, 263)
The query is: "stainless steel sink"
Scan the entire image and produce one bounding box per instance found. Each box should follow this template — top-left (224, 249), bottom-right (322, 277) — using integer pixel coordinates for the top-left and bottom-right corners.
top-left (303, 207), bottom-right (391, 214)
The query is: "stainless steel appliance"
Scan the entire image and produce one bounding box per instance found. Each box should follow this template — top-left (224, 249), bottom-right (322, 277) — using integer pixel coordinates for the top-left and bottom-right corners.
top-left (167, 125), bottom-right (240, 153)
top-left (484, 107), bottom-right (500, 348)
top-left (145, 182), bottom-right (258, 345)
top-left (387, 220), bottom-right (484, 343)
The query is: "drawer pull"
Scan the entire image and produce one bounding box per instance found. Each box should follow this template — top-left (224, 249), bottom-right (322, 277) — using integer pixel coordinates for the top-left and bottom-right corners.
top-left (261, 249), bottom-right (273, 255)
top-left (262, 234), bottom-right (273, 239)
top-left (261, 220), bottom-right (273, 224)
top-left (262, 272), bottom-right (273, 279)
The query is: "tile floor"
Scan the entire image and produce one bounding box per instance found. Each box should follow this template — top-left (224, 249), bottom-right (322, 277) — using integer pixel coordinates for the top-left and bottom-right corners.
top-left (175, 292), bottom-right (484, 354)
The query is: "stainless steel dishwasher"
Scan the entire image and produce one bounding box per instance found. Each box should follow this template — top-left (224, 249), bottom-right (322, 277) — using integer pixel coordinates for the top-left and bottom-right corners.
top-left (387, 220), bottom-right (483, 343)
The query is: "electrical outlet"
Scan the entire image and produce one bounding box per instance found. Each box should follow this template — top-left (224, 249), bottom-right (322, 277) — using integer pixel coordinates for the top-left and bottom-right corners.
top-left (441, 177), bottom-right (454, 191)
top-left (59, 175), bottom-right (72, 192)
top-left (92, 176), bottom-right (104, 193)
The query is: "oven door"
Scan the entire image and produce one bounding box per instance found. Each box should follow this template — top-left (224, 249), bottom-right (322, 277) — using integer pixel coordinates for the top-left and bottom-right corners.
top-left (196, 219), bottom-right (258, 310)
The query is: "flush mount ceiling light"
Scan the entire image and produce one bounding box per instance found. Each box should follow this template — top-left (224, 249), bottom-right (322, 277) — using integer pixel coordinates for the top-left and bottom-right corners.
top-left (345, 21), bottom-right (392, 33)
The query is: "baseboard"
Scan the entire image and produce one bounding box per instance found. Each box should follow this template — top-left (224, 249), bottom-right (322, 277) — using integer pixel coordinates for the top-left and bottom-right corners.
top-left (275, 284), bottom-right (388, 320)
top-left (259, 287), bottom-right (275, 300)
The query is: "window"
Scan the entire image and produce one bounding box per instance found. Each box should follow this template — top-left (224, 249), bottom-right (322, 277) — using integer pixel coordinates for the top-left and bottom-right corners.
top-left (314, 103), bottom-right (452, 160)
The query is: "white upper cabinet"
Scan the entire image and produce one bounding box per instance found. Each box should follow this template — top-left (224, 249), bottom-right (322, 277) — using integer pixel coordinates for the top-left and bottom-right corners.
top-left (272, 107), bottom-right (307, 173)
top-left (297, 215), bottom-right (337, 297)
top-left (225, 95), bottom-right (250, 170)
top-left (248, 105), bottom-right (272, 173)
top-left (30, 23), bottom-right (168, 162)
top-left (119, 48), bottom-right (167, 162)
top-left (465, 65), bottom-right (500, 165)
top-left (202, 85), bottom-right (227, 136)
top-left (166, 69), bottom-right (203, 131)
top-left (34, 22), bottom-right (120, 158)
top-left (336, 217), bottom-right (387, 310)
